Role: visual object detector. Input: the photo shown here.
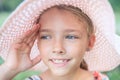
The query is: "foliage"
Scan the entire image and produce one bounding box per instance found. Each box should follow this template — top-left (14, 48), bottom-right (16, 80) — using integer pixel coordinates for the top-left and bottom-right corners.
top-left (0, 0), bottom-right (23, 11)
top-left (109, 0), bottom-right (120, 12)
top-left (0, 12), bottom-right (10, 26)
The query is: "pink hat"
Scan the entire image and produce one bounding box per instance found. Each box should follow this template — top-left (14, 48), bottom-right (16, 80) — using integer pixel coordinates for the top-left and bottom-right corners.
top-left (0, 0), bottom-right (120, 72)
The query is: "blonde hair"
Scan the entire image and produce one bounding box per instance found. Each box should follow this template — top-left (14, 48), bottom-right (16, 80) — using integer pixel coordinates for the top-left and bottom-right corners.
top-left (36, 5), bottom-right (94, 70)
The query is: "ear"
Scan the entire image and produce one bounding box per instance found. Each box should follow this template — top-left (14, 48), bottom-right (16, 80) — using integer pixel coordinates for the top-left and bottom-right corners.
top-left (87, 34), bottom-right (96, 51)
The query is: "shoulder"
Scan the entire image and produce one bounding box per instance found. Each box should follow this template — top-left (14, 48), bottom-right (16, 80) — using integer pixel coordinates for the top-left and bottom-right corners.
top-left (93, 71), bottom-right (109, 80)
top-left (25, 75), bottom-right (42, 80)
top-left (82, 70), bottom-right (109, 80)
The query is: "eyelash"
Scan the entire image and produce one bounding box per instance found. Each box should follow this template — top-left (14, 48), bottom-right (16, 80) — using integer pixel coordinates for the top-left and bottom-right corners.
top-left (40, 35), bottom-right (51, 39)
top-left (65, 35), bottom-right (79, 39)
top-left (40, 35), bottom-right (79, 40)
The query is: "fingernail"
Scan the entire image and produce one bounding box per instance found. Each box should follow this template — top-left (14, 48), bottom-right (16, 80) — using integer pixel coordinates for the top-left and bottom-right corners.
top-left (33, 24), bottom-right (38, 29)
top-left (37, 24), bottom-right (41, 29)
top-left (26, 30), bottom-right (31, 34)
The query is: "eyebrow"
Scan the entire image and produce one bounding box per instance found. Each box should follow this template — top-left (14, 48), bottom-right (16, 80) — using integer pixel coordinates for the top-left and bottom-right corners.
top-left (40, 29), bottom-right (81, 33)
top-left (40, 29), bottom-right (51, 32)
top-left (64, 29), bottom-right (81, 32)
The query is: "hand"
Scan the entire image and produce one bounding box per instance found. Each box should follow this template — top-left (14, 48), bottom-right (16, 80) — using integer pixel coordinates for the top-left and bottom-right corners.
top-left (5, 24), bottom-right (41, 73)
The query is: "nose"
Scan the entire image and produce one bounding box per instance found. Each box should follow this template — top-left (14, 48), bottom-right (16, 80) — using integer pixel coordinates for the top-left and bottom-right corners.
top-left (52, 41), bottom-right (66, 54)
top-left (52, 48), bottom-right (65, 54)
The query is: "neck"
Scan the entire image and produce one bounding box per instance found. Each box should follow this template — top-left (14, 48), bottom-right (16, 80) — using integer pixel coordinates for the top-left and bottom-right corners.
top-left (41, 68), bottom-right (86, 80)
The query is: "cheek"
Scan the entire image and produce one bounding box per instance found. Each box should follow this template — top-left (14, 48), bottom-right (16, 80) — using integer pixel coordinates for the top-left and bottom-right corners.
top-left (65, 42), bottom-right (87, 58)
top-left (37, 41), bottom-right (52, 59)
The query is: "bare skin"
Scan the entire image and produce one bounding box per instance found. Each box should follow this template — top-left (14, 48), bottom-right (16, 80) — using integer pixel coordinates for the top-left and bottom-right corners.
top-left (0, 24), bottom-right (41, 80)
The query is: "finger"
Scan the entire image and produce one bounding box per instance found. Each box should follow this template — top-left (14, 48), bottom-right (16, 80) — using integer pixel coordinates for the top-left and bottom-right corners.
top-left (24, 35), bottom-right (38, 53)
top-left (15, 24), bottom-right (39, 44)
top-left (23, 24), bottom-right (40, 42)
top-left (25, 24), bottom-right (40, 48)
top-left (29, 33), bottom-right (38, 47)
top-left (15, 30), bottom-right (31, 44)
top-left (25, 31), bottom-right (39, 55)
top-left (26, 27), bottom-right (39, 44)
top-left (31, 54), bottom-right (41, 66)
top-left (26, 26), bottom-right (39, 48)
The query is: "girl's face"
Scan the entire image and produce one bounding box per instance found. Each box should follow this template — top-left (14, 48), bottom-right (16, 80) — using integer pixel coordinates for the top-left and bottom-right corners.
top-left (37, 8), bottom-right (95, 76)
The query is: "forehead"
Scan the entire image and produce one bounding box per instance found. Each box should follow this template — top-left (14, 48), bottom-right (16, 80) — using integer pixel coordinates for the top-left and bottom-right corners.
top-left (40, 7), bottom-right (79, 22)
top-left (39, 7), bottom-right (87, 32)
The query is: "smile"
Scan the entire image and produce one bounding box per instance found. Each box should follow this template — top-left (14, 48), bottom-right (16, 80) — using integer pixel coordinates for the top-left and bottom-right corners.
top-left (49, 59), bottom-right (71, 67)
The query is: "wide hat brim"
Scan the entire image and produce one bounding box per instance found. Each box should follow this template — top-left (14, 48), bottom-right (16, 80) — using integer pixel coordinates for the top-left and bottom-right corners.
top-left (0, 0), bottom-right (120, 72)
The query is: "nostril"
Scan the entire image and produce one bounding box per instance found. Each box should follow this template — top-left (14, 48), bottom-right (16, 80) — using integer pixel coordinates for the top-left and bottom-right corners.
top-left (52, 49), bottom-right (65, 54)
top-left (58, 51), bottom-right (64, 53)
top-left (60, 51), bottom-right (64, 53)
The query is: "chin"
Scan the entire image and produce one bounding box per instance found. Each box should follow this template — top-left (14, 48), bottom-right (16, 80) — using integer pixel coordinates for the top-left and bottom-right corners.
top-left (51, 68), bottom-right (70, 76)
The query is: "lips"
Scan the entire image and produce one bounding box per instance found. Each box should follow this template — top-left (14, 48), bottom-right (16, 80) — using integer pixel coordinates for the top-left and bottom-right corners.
top-left (49, 58), bottom-right (71, 67)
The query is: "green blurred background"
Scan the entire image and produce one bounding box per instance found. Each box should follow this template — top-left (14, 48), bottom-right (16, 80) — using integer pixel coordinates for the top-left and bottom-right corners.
top-left (0, 0), bottom-right (120, 80)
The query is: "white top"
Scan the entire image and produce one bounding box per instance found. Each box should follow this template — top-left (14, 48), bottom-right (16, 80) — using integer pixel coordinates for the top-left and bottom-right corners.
top-left (25, 75), bottom-right (42, 80)
top-left (25, 72), bottom-right (109, 80)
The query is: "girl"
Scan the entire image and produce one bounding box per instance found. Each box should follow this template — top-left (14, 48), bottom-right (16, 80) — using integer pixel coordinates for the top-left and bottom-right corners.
top-left (0, 0), bottom-right (120, 80)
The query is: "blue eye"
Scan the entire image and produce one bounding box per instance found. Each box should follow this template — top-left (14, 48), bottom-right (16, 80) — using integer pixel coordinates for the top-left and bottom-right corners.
top-left (65, 35), bottom-right (79, 39)
top-left (40, 35), bottom-right (51, 39)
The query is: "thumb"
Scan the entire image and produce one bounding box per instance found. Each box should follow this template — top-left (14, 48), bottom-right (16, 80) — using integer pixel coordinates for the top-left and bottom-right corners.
top-left (31, 54), bottom-right (41, 66)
